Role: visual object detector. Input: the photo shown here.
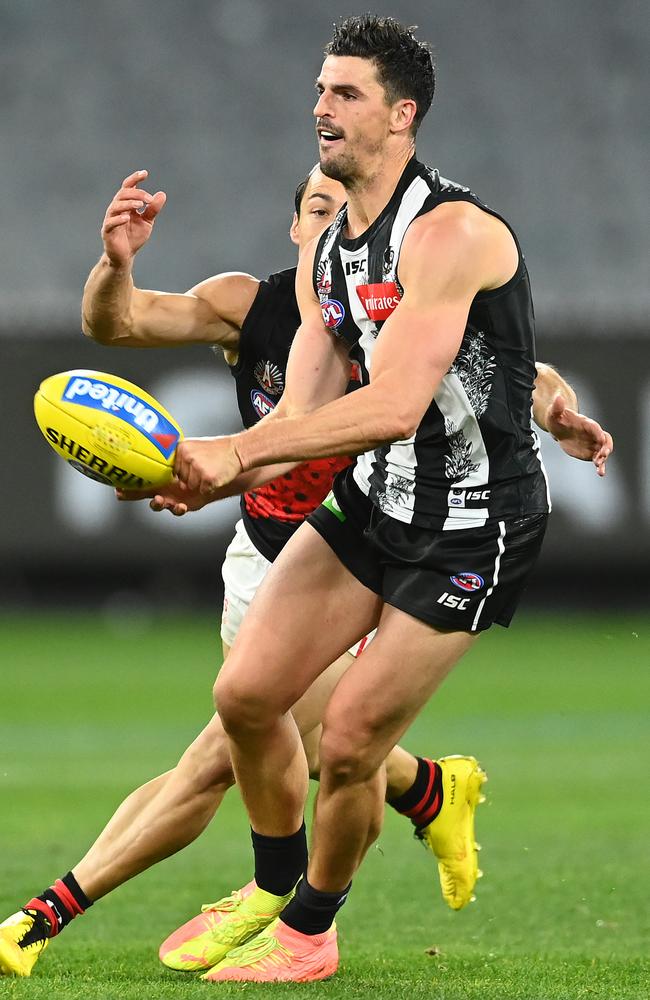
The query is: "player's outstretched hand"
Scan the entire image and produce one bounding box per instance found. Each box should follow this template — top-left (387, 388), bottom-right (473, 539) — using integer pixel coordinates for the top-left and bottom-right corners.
top-left (102, 169), bottom-right (167, 267)
top-left (546, 394), bottom-right (613, 476)
top-left (115, 481), bottom-right (209, 517)
top-left (174, 436), bottom-right (244, 495)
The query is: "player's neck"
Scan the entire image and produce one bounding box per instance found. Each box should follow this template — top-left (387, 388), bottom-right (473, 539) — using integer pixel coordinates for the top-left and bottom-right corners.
top-left (344, 146), bottom-right (415, 239)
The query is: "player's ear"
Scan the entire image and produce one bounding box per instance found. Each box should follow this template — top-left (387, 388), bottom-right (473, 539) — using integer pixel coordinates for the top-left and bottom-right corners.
top-left (289, 212), bottom-right (300, 246)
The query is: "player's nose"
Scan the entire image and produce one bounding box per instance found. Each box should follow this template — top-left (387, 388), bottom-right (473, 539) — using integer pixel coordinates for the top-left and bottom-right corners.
top-left (314, 91), bottom-right (333, 119)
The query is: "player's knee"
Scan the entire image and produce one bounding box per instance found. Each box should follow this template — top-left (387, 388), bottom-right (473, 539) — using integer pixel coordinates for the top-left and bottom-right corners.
top-left (214, 675), bottom-right (275, 737)
top-left (318, 725), bottom-right (376, 786)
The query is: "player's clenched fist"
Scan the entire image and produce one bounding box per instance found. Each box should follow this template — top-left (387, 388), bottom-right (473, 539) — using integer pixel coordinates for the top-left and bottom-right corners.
top-left (101, 169), bottom-right (167, 267)
top-left (174, 436), bottom-right (244, 495)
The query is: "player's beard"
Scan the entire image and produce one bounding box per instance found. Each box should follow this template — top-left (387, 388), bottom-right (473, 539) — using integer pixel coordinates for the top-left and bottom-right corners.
top-left (320, 149), bottom-right (359, 188)
top-left (320, 136), bottom-right (383, 192)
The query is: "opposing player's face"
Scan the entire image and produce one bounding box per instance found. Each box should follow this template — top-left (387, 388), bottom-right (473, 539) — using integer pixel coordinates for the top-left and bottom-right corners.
top-left (291, 169), bottom-right (345, 251)
top-left (314, 56), bottom-right (395, 188)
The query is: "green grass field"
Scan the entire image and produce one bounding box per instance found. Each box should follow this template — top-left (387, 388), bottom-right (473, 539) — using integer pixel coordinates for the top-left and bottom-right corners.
top-left (0, 611), bottom-right (648, 999)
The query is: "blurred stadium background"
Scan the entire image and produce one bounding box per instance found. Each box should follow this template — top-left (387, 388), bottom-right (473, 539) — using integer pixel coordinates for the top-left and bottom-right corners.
top-left (0, 0), bottom-right (647, 614)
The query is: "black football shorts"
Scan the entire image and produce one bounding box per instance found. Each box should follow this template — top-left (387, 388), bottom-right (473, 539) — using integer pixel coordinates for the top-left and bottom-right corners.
top-left (307, 466), bottom-right (548, 633)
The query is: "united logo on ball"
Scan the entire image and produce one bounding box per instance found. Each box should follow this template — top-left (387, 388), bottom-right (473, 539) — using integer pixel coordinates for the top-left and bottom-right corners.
top-left (33, 370), bottom-right (183, 489)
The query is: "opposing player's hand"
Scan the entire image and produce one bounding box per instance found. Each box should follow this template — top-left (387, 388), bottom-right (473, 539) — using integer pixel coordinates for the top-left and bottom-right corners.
top-left (174, 436), bottom-right (244, 495)
top-left (545, 394), bottom-right (613, 476)
top-left (102, 169), bottom-right (167, 267)
top-left (115, 481), bottom-right (209, 517)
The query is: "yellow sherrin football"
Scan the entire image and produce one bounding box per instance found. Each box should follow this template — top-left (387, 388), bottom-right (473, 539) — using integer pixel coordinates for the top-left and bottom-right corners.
top-left (34, 370), bottom-right (183, 489)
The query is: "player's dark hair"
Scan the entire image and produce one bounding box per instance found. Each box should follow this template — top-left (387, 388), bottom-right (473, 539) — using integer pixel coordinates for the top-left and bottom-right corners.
top-left (294, 173), bottom-right (311, 217)
top-left (325, 15), bottom-right (435, 133)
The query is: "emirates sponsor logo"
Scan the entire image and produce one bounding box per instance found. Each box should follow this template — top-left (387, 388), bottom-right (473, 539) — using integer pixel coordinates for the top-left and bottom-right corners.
top-left (356, 282), bottom-right (401, 321)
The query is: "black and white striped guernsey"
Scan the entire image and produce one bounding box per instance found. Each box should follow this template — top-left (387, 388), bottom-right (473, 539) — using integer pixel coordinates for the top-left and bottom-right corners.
top-left (312, 156), bottom-right (551, 531)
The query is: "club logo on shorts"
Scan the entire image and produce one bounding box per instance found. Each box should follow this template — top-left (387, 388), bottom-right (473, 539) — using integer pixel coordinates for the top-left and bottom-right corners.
top-left (253, 359), bottom-right (284, 396)
top-left (450, 572), bottom-right (485, 592)
top-left (321, 299), bottom-right (345, 330)
top-left (250, 389), bottom-right (275, 418)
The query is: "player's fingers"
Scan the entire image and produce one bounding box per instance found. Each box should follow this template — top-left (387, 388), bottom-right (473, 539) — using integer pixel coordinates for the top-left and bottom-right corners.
top-left (107, 198), bottom-right (153, 216)
top-left (594, 434), bottom-right (613, 476)
top-left (115, 487), bottom-right (154, 501)
top-left (122, 169), bottom-right (149, 188)
top-left (103, 213), bottom-right (132, 232)
top-left (174, 458), bottom-right (198, 491)
top-left (139, 191), bottom-right (167, 222)
top-left (114, 186), bottom-right (154, 204)
top-left (549, 393), bottom-right (566, 420)
top-left (199, 477), bottom-right (217, 496)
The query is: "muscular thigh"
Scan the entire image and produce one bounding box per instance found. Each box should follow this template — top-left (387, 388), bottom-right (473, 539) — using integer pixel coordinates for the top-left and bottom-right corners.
top-left (217, 522), bottom-right (382, 715)
top-left (322, 603), bottom-right (477, 767)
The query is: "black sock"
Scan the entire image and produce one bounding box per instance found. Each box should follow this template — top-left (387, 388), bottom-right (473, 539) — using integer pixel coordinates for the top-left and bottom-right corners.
top-left (25, 871), bottom-right (93, 937)
top-left (281, 876), bottom-right (351, 935)
top-left (387, 757), bottom-right (443, 829)
top-left (251, 823), bottom-right (307, 896)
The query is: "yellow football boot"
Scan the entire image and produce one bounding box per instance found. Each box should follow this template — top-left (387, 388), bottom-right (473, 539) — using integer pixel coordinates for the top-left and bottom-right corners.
top-left (0, 910), bottom-right (50, 977)
top-left (416, 755), bottom-right (487, 910)
top-left (159, 881), bottom-right (295, 972)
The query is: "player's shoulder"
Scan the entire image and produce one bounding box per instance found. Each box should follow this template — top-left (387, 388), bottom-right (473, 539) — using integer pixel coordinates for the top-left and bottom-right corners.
top-left (404, 199), bottom-right (512, 267)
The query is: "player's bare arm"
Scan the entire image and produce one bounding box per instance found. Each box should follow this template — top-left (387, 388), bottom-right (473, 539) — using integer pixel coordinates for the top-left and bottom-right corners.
top-left (115, 459), bottom-right (302, 516)
top-left (174, 201), bottom-right (510, 494)
top-left (173, 238), bottom-right (352, 493)
top-left (532, 362), bottom-right (613, 476)
top-left (82, 169), bottom-right (258, 351)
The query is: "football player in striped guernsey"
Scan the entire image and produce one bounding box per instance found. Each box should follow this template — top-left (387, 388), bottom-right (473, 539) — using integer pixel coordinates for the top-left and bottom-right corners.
top-left (168, 15), bottom-right (613, 983)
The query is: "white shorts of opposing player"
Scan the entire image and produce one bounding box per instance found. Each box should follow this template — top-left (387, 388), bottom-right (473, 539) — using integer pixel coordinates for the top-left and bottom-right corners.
top-left (221, 519), bottom-right (375, 656)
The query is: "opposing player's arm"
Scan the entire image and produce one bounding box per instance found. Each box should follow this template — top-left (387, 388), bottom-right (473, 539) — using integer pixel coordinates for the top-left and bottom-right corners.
top-left (532, 362), bottom-right (613, 476)
top-left (81, 169), bottom-right (258, 350)
top-left (532, 362), bottom-right (578, 426)
top-left (82, 264), bottom-right (258, 350)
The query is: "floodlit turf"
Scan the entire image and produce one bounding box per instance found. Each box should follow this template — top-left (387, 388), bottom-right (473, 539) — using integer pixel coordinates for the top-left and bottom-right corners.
top-left (0, 611), bottom-right (648, 998)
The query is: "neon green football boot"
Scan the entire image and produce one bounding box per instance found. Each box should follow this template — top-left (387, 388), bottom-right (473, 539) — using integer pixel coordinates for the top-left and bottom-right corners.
top-left (159, 881), bottom-right (295, 972)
